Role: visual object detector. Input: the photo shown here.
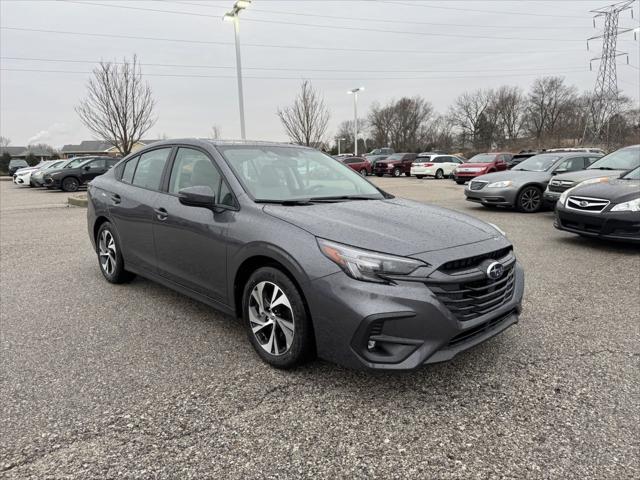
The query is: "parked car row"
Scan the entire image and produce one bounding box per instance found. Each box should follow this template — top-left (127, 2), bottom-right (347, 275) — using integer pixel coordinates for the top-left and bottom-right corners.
top-left (462, 145), bottom-right (640, 243)
top-left (11, 156), bottom-right (119, 192)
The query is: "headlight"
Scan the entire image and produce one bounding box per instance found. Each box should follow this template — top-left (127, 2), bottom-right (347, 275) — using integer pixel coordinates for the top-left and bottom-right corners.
top-left (317, 238), bottom-right (427, 283)
top-left (611, 198), bottom-right (640, 212)
top-left (487, 181), bottom-right (513, 188)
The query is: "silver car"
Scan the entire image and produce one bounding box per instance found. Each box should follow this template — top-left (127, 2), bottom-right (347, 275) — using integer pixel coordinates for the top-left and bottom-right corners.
top-left (464, 152), bottom-right (602, 213)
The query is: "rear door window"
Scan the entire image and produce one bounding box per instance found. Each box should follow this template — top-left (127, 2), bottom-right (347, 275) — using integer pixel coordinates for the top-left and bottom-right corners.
top-left (121, 156), bottom-right (139, 184)
top-left (131, 148), bottom-right (172, 190)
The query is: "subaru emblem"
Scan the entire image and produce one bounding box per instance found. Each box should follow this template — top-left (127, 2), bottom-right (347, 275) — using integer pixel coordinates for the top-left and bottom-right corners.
top-left (579, 200), bottom-right (588, 207)
top-left (486, 261), bottom-right (504, 280)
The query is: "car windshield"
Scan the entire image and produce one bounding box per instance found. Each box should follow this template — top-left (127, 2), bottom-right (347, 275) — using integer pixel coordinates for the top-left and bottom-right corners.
top-left (468, 154), bottom-right (497, 163)
top-left (218, 145), bottom-right (384, 202)
top-left (587, 146), bottom-right (640, 171)
top-left (47, 161), bottom-right (64, 169)
top-left (65, 157), bottom-right (90, 168)
top-left (368, 149), bottom-right (381, 155)
top-left (384, 154), bottom-right (404, 161)
top-left (513, 154), bottom-right (562, 172)
top-left (621, 166), bottom-right (640, 180)
top-left (417, 156), bottom-right (431, 161)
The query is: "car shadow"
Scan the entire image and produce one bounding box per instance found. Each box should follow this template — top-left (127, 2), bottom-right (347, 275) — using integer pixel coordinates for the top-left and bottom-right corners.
top-left (555, 234), bottom-right (639, 253)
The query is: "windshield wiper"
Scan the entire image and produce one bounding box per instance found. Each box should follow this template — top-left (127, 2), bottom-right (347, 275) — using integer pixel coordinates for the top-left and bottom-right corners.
top-left (309, 195), bottom-right (378, 202)
top-left (255, 199), bottom-right (313, 206)
top-left (588, 167), bottom-right (617, 170)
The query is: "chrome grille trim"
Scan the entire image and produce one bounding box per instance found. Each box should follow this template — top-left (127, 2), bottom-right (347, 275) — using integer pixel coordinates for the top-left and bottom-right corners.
top-left (566, 196), bottom-right (610, 213)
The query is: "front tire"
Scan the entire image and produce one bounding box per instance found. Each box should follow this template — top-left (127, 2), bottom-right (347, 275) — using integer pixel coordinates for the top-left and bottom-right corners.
top-left (243, 267), bottom-right (314, 369)
top-left (96, 222), bottom-right (135, 283)
top-left (393, 168), bottom-right (401, 177)
top-left (517, 186), bottom-right (543, 213)
top-left (435, 169), bottom-right (444, 179)
top-left (359, 168), bottom-right (367, 176)
top-left (62, 176), bottom-right (80, 192)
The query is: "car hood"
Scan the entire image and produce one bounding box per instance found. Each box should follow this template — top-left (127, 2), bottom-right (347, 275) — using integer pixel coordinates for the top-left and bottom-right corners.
top-left (459, 162), bottom-right (493, 169)
top-left (15, 167), bottom-right (38, 174)
top-left (552, 169), bottom-right (628, 184)
top-left (473, 170), bottom-right (551, 184)
top-left (263, 198), bottom-right (499, 256)
top-left (568, 178), bottom-right (640, 203)
top-left (44, 167), bottom-right (73, 176)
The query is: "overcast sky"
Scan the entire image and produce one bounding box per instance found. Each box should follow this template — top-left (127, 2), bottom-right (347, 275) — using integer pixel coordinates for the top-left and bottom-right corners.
top-left (1, 0), bottom-right (639, 148)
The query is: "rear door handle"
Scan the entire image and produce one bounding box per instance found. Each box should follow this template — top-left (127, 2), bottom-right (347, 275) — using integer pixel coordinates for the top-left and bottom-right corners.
top-left (111, 194), bottom-right (121, 205)
top-left (155, 207), bottom-right (168, 221)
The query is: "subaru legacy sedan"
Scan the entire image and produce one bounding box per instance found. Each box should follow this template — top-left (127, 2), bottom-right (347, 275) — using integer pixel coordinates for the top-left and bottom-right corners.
top-left (87, 140), bottom-right (524, 371)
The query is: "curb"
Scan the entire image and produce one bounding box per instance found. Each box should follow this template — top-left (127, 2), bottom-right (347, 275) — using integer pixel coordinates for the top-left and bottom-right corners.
top-left (68, 196), bottom-right (88, 208)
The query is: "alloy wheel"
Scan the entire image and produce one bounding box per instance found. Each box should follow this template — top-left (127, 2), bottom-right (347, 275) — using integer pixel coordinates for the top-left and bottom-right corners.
top-left (519, 187), bottom-right (541, 212)
top-left (436, 169), bottom-right (444, 179)
top-left (99, 229), bottom-right (117, 276)
top-left (248, 281), bottom-right (295, 356)
top-left (393, 168), bottom-right (401, 177)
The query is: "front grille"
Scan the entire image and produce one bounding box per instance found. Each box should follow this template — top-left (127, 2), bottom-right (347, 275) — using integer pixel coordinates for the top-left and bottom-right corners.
top-left (566, 196), bottom-right (610, 213)
top-left (440, 247), bottom-right (512, 272)
top-left (429, 266), bottom-right (516, 322)
top-left (469, 180), bottom-right (487, 191)
top-left (448, 309), bottom-right (516, 347)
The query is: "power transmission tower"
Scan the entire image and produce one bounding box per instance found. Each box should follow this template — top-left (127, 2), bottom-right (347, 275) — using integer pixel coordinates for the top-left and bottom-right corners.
top-left (583, 0), bottom-right (636, 146)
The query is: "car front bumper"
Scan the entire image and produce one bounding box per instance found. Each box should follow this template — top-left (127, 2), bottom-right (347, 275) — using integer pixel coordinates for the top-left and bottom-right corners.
top-left (43, 177), bottom-right (62, 189)
top-left (554, 207), bottom-right (640, 243)
top-left (543, 189), bottom-right (561, 205)
top-left (464, 186), bottom-right (518, 207)
top-left (305, 247), bottom-right (525, 370)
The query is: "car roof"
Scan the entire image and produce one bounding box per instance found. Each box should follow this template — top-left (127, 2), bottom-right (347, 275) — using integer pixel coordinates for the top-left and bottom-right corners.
top-left (146, 138), bottom-right (313, 150)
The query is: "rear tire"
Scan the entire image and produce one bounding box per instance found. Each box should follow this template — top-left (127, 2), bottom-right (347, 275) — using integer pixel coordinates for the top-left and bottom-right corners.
top-left (404, 172), bottom-right (411, 177)
top-left (455, 180), bottom-right (465, 185)
top-left (376, 173), bottom-right (383, 177)
top-left (62, 177), bottom-right (80, 192)
top-left (393, 168), bottom-right (401, 177)
top-left (243, 267), bottom-right (314, 369)
top-left (96, 222), bottom-right (135, 284)
top-left (435, 169), bottom-right (444, 179)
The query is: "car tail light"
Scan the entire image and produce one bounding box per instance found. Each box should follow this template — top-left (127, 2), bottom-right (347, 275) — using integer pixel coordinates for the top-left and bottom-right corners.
top-left (424, 163), bottom-right (434, 167)
top-left (413, 163), bottom-right (424, 167)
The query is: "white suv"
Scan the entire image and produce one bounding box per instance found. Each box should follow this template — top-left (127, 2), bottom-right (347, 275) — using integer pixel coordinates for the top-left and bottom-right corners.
top-left (411, 154), bottom-right (465, 179)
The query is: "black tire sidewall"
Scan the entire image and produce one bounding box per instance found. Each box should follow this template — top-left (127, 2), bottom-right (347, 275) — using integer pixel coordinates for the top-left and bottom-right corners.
top-left (517, 186), bottom-right (543, 213)
top-left (62, 177), bottom-right (79, 192)
top-left (393, 168), bottom-right (401, 177)
top-left (96, 222), bottom-right (129, 283)
top-left (360, 169), bottom-right (367, 176)
top-left (436, 169), bottom-right (444, 179)
top-left (242, 267), bottom-right (312, 369)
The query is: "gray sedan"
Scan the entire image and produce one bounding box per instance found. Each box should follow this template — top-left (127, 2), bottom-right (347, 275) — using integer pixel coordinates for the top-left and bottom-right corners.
top-left (464, 152), bottom-right (602, 212)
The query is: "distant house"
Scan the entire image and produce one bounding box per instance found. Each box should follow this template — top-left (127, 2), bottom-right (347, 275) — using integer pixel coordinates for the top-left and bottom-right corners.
top-left (60, 139), bottom-right (162, 158)
top-left (0, 146), bottom-right (57, 160)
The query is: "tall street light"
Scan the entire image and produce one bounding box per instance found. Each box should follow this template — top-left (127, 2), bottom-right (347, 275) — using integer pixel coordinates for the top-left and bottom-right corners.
top-left (223, 0), bottom-right (251, 140)
top-left (347, 87), bottom-right (364, 155)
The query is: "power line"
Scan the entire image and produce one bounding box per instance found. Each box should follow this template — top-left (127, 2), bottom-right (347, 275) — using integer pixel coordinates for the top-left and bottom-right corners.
top-left (158, 0), bottom-right (589, 29)
top-left (60, 0), bottom-right (584, 42)
top-left (0, 26), bottom-right (585, 55)
top-left (0, 67), bottom-right (590, 80)
top-left (0, 56), bottom-right (590, 74)
top-left (376, 0), bottom-right (582, 18)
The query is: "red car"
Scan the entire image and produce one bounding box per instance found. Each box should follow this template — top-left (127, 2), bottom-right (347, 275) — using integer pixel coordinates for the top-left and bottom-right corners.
top-left (452, 152), bottom-right (512, 185)
top-left (339, 156), bottom-right (371, 176)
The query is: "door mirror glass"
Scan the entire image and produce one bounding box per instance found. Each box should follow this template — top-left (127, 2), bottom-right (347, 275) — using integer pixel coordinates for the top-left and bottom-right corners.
top-left (178, 186), bottom-right (216, 208)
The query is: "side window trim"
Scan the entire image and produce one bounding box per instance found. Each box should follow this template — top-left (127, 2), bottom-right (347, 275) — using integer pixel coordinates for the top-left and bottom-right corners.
top-left (120, 146), bottom-right (175, 192)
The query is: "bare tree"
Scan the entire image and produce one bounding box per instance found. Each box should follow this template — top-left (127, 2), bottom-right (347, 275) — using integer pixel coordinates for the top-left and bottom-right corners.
top-left (76, 55), bottom-right (156, 157)
top-left (526, 76), bottom-right (577, 144)
top-left (335, 118), bottom-right (368, 153)
top-left (277, 80), bottom-right (330, 147)
top-left (0, 136), bottom-right (10, 149)
top-left (493, 86), bottom-right (525, 145)
top-left (369, 97), bottom-right (433, 151)
top-left (449, 89), bottom-right (493, 149)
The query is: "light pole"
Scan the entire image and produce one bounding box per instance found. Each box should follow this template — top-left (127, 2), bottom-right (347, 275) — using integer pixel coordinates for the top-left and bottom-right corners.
top-left (223, 0), bottom-right (251, 140)
top-left (347, 87), bottom-right (364, 155)
top-left (337, 137), bottom-right (346, 155)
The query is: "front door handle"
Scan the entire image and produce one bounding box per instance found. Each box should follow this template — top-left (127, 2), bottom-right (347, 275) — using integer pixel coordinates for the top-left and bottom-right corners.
top-left (154, 207), bottom-right (168, 221)
top-left (111, 194), bottom-right (121, 205)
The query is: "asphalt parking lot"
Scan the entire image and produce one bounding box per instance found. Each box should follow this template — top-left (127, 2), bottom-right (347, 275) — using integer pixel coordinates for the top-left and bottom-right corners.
top-left (1, 176), bottom-right (638, 479)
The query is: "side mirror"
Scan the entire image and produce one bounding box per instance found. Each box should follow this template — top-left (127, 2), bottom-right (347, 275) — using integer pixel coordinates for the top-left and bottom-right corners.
top-left (553, 169), bottom-right (567, 175)
top-left (84, 165), bottom-right (90, 171)
top-left (178, 186), bottom-right (216, 209)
